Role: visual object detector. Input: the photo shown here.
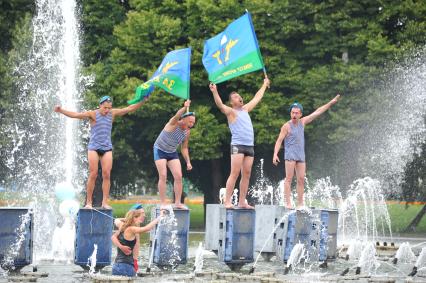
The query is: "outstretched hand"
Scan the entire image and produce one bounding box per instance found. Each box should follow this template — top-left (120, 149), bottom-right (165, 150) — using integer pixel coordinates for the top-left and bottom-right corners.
top-left (54, 105), bottom-right (62, 113)
top-left (209, 83), bottom-right (217, 93)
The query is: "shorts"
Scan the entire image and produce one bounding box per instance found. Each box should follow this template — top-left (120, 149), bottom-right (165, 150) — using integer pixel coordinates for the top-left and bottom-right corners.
top-left (88, 149), bottom-right (112, 157)
top-left (112, 262), bottom-right (135, 277)
top-left (153, 147), bottom-right (179, 161)
top-left (230, 145), bottom-right (254, 157)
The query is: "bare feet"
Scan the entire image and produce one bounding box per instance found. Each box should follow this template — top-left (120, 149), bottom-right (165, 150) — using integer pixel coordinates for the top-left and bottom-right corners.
top-left (84, 203), bottom-right (93, 209)
top-left (173, 203), bottom-right (188, 210)
top-left (160, 204), bottom-right (172, 211)
top-left (102, 204), bottom-right (112, 210)
top-left (224, 202), bottom-right (234, 209)
top-left (237, 203), bottom-right (254, 209)
top-left (237, 199), bottom-right (254, 209)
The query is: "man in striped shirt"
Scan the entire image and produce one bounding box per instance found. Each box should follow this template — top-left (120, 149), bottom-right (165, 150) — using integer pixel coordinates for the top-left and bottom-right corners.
top-left (210, 78), bottom-right (270, 209)
top-left (272, 95), bottom-right (340, 208)
top-left (54, 96), bottom-right (147, 209)
top-left (153, 100), bottom-right (195, 209)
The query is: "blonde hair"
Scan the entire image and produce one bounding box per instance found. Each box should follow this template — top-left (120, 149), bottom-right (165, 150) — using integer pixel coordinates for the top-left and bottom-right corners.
top-left (119, 209), bottom-right (142, 233)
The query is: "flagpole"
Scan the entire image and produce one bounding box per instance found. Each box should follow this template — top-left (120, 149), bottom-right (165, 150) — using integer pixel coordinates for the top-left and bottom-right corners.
top-left (245, 9), bottom-right (269, 84)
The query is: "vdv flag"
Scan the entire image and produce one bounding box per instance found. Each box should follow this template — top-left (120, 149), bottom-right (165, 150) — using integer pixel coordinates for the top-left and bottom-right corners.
top-left (129, 47), bottom-right (191, 104)
top-left (202, 13), bottom-right (264, 84)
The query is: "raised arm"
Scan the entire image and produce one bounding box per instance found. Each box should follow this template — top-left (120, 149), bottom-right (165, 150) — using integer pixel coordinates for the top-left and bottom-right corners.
top-left (301, 94), bottom-right (340, 125)
top-left (54, 105), bottom-right (94, 120)
top-left (272, 123), bottom-right (289, 165)
top-left (243, 77), bottom-right (270, 112)
top-left (181, 133), bottom-right (192, 171)
top-left (132, 216), bottom-right (161, 234)
top-left (112, 97), bottom-right (148, 118)
top-left (167, 100), bottom-right (191, 126)
top-left (209, 83), bottom-right (233, 116)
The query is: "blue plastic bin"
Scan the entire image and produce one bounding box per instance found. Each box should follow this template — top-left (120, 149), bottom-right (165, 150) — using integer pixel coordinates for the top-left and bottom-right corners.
top-left (74, 208), bottom-right (113, 269)
top-left (151, 208), bottom-right (190, 266)
top-left (0, 208), bottom-right (33, 270)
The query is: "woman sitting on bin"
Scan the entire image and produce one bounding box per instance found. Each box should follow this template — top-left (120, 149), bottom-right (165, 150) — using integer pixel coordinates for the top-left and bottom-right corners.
top-left (111, 205), bottom-right (162, 277)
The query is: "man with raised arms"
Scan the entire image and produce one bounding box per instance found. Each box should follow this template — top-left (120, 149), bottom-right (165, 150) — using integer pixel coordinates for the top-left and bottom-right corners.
top-left (209, 77), bottom-right (270, 209)
top-left (272, 95), bottom-right (340, 208)
top-left (54, 96), bottom-right (147, 209)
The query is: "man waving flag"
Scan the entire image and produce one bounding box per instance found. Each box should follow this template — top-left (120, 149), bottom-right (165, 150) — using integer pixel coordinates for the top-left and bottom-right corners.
top-left (202, 12), bottom-right (265, 84)
top-left (129, 47), bottom-right (191, 104)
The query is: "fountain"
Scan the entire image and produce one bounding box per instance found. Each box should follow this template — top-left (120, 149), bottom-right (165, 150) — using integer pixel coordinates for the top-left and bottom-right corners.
top-left (1, 0), bottom-right (84, 273)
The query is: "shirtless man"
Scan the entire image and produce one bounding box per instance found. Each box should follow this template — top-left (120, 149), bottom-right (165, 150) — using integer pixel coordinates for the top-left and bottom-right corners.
top-left (272, 95), bottom-right (340, 208)
top-left (54, 96), bottom-right (147, 208)
top-left (210, 77), bottom-right (270, 209)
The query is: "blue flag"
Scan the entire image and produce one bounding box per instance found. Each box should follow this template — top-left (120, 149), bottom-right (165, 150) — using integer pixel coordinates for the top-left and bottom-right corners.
top-left (129, 48), bottom-right (191, 104)
top-left (202, 13), bottom-right (264, 84)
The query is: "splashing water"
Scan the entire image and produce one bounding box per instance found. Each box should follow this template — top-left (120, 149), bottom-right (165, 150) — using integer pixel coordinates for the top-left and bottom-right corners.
top-left (193, 242), bottom-right (204, 273)
top-left (395, 242), bottom-right (416, 263)
top-left (87, 244), bottom-right (98, 274)
top-left (305, 177), bottom-right (342, 209)
top-left (50, 217), bottom-right (76, 263)
top-left (253, 211), bottom-right (292, 268)
top-left (219, 188), bottom-right (239, 206)
top-left (2, 0), bottom-right (85, 262)
top-left (249, 159), bottom-right (275, 205)
top-left (357, 242), bottom-right (379, 275)
top-left (287, 243), bottom-right (305, 268)
top-left (248, 162), bottom-right (392, 243)
top-left (162, 210), bottom-right (182, 267)
top-left (1, 211), bottom-right (32, 271)
top-left (415, 247), bottom-right (426, 269)
top-left (346, 51), bottom-right (426, 194)
top-left (346, 239), bottom-right (363, 260)
top-left (338, 177), bottom-right (392, 242)
top-left (148, 206), bottom-right (182, 270)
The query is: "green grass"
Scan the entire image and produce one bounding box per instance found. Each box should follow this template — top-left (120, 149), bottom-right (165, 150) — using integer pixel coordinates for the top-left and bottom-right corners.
top-left (92, 202), bottom-right (426, 233)
top-left (387, 203), bottom-right (426, 233)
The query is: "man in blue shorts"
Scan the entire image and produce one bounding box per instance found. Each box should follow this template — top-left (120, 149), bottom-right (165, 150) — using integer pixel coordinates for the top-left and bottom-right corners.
top-left (153, 100), bottom-right (195, 209)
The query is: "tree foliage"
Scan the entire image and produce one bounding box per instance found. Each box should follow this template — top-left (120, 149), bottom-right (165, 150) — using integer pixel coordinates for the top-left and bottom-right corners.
top-left (1, 0), bottom-right (425, 202)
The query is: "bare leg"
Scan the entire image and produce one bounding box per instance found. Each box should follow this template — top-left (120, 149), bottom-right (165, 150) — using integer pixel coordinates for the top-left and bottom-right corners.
top-left (155, 159), bottom-right (168, 208)
top-left (284, 160), bottom-right (296, 209)
top-left (100, 151), bottom-right (113, 209)
top-left (85, 151), bottom-right (99, 208)
top-left (238, 156), bottom-right (254, 209)
top-left (167, 159), bottom-right (186, 209)
top-left (224, 154), bottom-right (244, 208)
top-left (295, 162), bottom-right (306, 208)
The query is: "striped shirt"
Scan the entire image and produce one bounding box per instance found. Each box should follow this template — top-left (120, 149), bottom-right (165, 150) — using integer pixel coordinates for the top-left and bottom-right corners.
top-left (88, 110), bottom-right (113, 151)
top-left (229, 109), bottom-right (254, 146)
top-left (154, 126), bottom-right (188, 153)
top-left (284, 121), bottom-right (305, 162)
